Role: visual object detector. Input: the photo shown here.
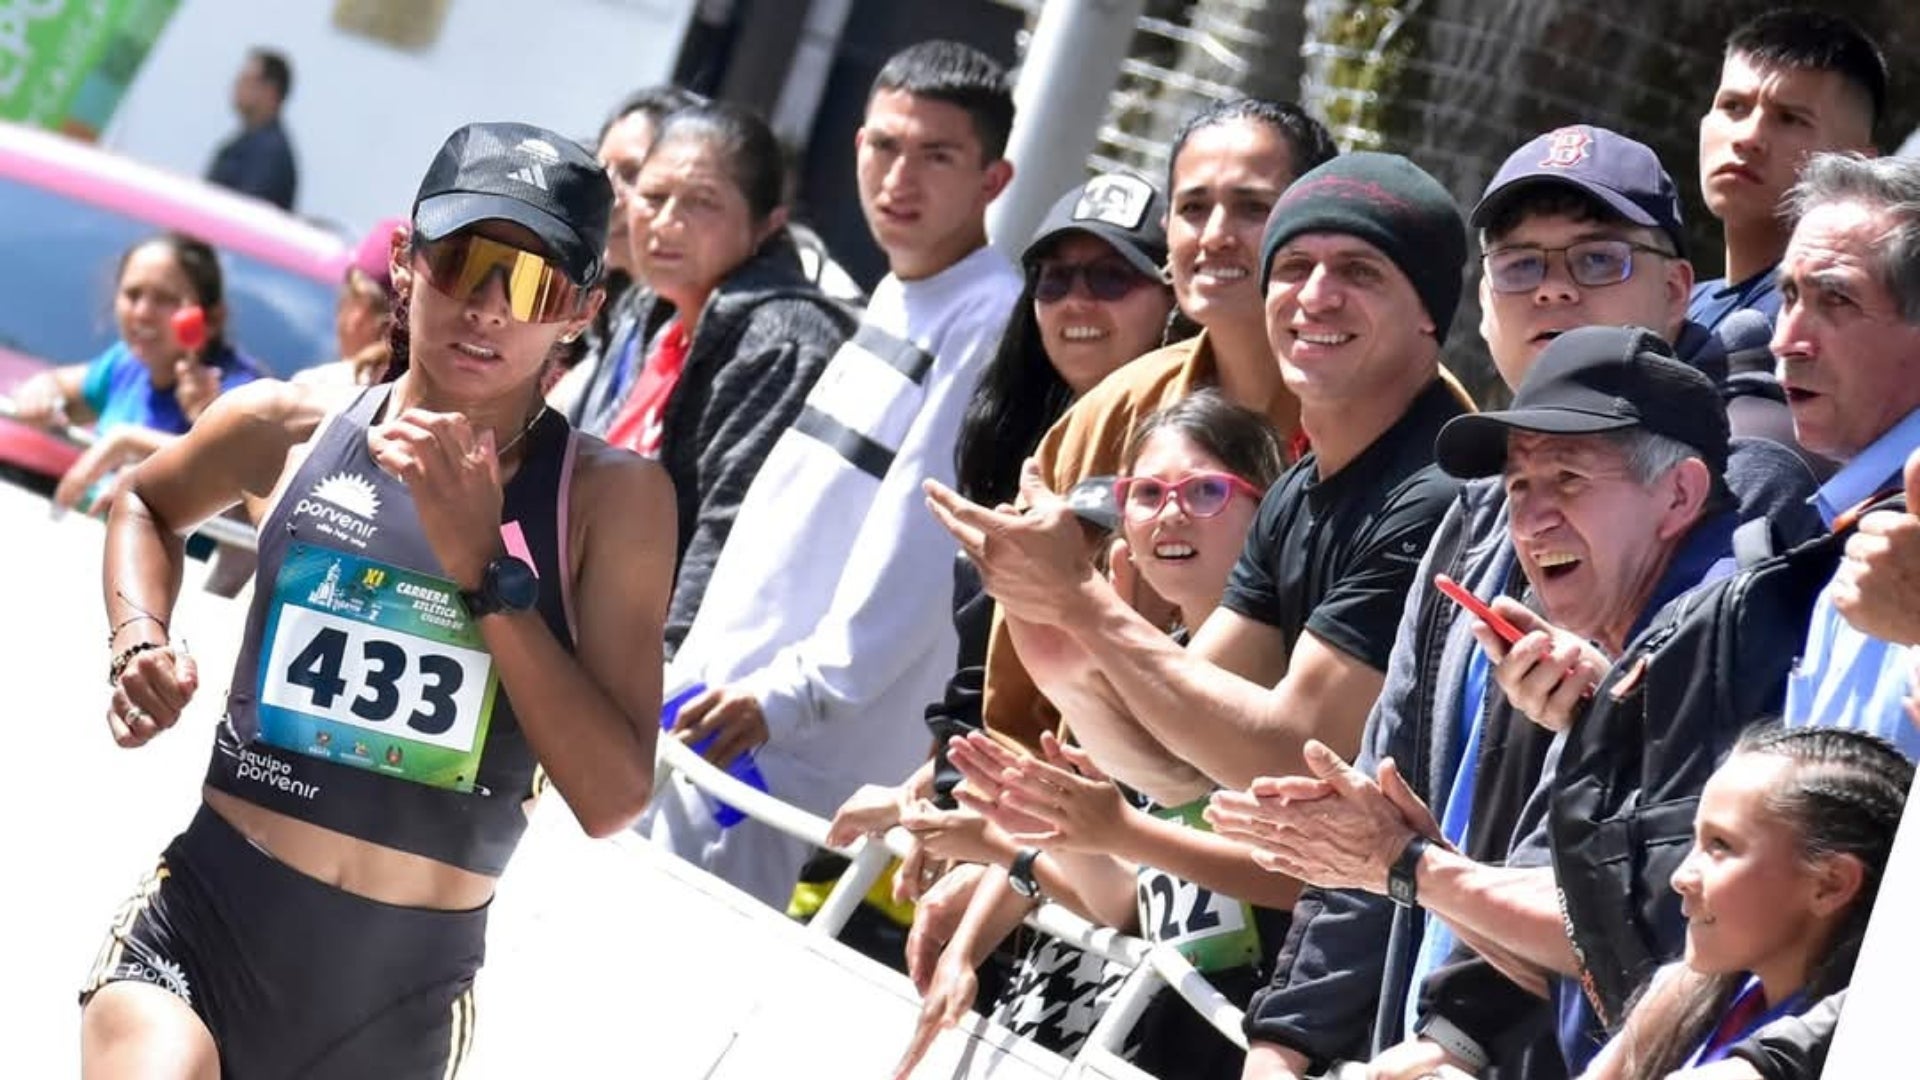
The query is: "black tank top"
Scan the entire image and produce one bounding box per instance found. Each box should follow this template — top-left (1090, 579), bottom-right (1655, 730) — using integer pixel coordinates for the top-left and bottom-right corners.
top-left (205, 385), bottom-right (576, 875)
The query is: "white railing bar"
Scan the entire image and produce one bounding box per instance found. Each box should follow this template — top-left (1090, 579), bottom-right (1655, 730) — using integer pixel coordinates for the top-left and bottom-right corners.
top-left (650, 738), bottom-right (900, 938)
top-left (0, 396), bottom-right (259, 552)
top-left (1144, 949), bottom-right (1249, 1050)
top-left (1070, 965), bottom-right (1166, 1078)
top-left (807, 838), bottom-right (895, 939)
top-left (0, 394), bottom-right (96, 446)
top-left (651, 737), bottom-right (1251, 1055)
top-left (655, 736), bottom-right (835, 849)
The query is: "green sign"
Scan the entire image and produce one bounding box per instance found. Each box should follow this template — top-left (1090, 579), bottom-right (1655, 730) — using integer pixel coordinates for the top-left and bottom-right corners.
top-left (0, 0), bottom-right (181, 138)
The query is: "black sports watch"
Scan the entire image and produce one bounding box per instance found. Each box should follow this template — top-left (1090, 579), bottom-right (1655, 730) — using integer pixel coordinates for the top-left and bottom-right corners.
top-left (1008, 848), bottom-right (1044, 899)
top-left (460, 556), bottom-right (539, 618)
top-left (1387, 835), bottom-right (1430, 907)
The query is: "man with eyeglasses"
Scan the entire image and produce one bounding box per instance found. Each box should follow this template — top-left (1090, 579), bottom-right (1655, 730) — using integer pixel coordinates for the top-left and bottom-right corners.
top-left (1213, 126), bottom-right (1820, 1080)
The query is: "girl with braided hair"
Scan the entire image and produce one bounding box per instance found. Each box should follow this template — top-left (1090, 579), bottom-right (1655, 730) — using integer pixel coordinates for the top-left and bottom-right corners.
top-left (1583, 726), bottom-right (1912, 1080)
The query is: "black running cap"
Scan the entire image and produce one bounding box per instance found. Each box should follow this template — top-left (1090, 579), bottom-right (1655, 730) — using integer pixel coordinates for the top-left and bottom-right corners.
top-left (411, 121), bottom-right (612, 285)
top-left (1436, 324), bottom-right (1729, 479)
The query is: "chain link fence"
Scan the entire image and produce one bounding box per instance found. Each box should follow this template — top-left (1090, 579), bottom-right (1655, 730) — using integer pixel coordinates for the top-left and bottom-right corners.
top-left (997, 0), bottom-right (1920, 402)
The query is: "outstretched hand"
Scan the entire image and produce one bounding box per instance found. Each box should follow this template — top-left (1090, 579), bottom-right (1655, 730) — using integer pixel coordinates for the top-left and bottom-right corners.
top-left (924, 459), bottom-right (1105, 625)
top-left (1205, 740), bottom-right (1434, 893)
top-left (892, 940), bottom-right (978, 1080)
top-left (826, 781), bottom-right (910, 850)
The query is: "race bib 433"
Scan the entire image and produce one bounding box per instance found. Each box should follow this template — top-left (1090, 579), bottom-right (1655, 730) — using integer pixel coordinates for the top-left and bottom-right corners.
top-left (255, 544), bottom-right (499, 792)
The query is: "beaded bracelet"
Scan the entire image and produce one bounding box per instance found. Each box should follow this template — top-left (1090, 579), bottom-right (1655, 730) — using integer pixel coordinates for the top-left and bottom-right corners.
top-left (108, 641), bottom-right (166, 686)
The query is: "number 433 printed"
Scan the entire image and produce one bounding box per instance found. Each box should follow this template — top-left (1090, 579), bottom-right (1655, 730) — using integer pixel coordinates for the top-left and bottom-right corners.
top-left (252, 545), bottom-right (501, 793)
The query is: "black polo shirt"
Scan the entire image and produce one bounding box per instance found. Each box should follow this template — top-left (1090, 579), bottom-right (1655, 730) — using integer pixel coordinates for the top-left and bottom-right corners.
top-left (1220, 378), bottom-right (1466, 671)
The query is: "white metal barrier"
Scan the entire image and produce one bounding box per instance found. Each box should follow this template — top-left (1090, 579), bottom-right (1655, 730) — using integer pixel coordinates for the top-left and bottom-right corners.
top-left (0, 396), bottom-right (259, 551)
top-left (651, 737), bottom-right (1250, 1077)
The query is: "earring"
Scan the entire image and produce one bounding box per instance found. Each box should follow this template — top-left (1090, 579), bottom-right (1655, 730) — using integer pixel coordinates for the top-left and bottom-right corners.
top-left (561, 332), bottom-right (580, 343)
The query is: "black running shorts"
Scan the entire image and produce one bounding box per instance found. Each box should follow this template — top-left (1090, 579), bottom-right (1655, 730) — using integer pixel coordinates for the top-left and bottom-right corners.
top-left (80, 804), bottom-right (488, 1078)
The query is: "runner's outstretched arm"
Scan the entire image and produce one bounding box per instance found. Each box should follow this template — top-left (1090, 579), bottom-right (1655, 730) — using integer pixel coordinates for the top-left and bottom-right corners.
top-left (103, 382), bottom-right (328, 746)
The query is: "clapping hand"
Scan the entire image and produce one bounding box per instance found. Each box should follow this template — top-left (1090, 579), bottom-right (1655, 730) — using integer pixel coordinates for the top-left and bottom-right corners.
top-left (1207, 741), bottom-right (1446, 892)
top-left (949, 731), bottom-right (1129, 854)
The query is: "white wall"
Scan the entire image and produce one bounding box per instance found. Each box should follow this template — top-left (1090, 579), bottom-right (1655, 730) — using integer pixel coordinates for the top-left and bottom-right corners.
top-left (102, 0), bottom-right (695, 237)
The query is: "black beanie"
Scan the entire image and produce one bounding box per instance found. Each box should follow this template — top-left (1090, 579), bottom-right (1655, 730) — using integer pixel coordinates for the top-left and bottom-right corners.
top-left (1259, 151), bottom-right (1468, 343)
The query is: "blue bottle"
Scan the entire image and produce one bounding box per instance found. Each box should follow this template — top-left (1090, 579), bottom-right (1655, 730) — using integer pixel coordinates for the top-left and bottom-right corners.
top-left (659, 682), bottom-right (768, 829)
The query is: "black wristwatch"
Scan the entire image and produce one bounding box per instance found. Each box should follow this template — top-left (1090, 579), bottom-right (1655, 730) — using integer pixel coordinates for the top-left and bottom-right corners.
top-left (1388, 835), bottom-right (1430, 907)
top-left (460, 556), bottom-right (539, 618)
top-left (1008, 848), bottom-right (1044, 899)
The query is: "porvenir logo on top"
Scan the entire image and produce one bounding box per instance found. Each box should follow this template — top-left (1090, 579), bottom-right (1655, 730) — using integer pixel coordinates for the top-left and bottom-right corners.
top-left (294, 472), bottom-right (382, 544)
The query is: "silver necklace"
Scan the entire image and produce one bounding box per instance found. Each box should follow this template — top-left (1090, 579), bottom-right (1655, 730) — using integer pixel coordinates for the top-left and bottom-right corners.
top-left (498, 404), bottom-right (547, 458)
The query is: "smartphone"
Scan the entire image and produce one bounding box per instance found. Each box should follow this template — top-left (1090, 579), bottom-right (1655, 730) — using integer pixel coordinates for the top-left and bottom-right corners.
top-left (1434, 573), bottom-right (1526, 645)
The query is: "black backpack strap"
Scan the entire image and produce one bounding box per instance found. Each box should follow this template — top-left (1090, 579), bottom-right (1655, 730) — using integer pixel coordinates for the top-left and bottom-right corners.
top-left (1732, 517), bottom-right (1776, 569)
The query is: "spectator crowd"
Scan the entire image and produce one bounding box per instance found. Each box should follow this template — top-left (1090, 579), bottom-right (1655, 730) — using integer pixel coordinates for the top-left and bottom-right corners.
top-left (21, 9), bottom-right (1920, 1080)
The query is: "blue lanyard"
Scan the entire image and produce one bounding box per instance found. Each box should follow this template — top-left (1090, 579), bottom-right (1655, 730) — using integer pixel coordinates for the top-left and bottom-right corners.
top-left (1685, 975), bottom-right (1806, 1068)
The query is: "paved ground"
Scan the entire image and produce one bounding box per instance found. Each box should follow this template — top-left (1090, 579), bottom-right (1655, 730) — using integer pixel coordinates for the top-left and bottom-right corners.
top-left (0, 480), bottom-right (1082, 1078)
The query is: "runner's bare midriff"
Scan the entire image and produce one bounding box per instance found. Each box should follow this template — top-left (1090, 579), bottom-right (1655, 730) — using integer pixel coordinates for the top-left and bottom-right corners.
top-left (204, 786), bottom-right (496, 910)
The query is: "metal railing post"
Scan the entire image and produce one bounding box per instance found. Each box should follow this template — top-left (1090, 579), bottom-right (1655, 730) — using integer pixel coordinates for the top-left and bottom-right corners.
top-left (647, 735), bottom-right (1253, 1071)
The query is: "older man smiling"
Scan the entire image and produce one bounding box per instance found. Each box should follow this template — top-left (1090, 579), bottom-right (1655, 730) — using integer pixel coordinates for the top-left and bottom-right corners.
top-left (1210, 326), bottom-right (1743, 1076)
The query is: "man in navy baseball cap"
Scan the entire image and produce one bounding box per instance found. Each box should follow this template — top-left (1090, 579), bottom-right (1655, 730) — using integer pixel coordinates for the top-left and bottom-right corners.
top-left (1473, 124), bottom-right (1687, 257)
top-left (1468, 125), bottom-right (1700, 391)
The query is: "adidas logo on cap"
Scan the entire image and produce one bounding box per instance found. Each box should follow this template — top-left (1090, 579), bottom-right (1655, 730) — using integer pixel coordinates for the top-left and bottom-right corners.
top-left (508, 138), bottom-right (562, 192)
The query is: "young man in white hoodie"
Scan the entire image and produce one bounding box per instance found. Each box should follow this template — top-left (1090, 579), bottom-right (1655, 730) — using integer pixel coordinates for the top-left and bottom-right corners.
top-left (641, 40), bottom-right (1024, 907)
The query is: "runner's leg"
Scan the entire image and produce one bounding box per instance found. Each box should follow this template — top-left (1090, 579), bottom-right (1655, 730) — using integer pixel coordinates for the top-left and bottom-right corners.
top-left (81, 983), bottom-right (218, 1080)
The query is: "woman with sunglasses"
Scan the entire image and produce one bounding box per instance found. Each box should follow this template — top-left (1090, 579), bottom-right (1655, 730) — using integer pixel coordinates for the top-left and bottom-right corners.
top-left (602, 102), bottom-right (853, 652)
top-left (900, 391), bottom-right (1294, 1079)
top-left (954, 171), bottom-right (1180, 508)
top-left (78, 122), bottom-right (673, 1079)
